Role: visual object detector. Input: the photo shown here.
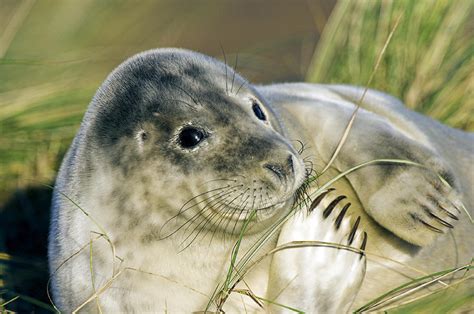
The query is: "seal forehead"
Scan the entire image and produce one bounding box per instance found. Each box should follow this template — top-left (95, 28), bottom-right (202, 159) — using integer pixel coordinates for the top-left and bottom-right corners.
top-left (88, 49), bottom-right (253, 146)
top-left (116, 49), bottom-right (232, 95)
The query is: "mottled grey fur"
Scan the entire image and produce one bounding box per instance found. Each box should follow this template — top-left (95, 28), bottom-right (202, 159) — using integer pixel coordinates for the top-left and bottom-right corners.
top-left (49, 48), bottom-right (473, 312)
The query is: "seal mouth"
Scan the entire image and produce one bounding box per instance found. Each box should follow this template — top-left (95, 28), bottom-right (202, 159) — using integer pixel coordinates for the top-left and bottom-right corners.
top-left (211, 197), bottom-right (292, 221)
top-left (190, 161), bottom-right (309, 225)
top-left (209, 166), bottom-right (309, 222)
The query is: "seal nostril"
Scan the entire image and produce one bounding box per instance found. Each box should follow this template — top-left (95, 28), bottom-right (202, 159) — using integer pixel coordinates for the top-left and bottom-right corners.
top-left (264, 155), bottom-right (296, 183)
top-left (264, 163), bottom-right (286, 182)
top-left (287, 154), bottom-right (294, 175)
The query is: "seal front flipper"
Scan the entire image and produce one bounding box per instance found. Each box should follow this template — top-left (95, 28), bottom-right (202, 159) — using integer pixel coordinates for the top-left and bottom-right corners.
top-left (257, 83), bottom-right (464, 248)
top-left (317, 85), bottom-right (464, 248)
top-left (267, 190), bottom-right (366, 313)
top-left (328, 114), bottom-right (462, 247)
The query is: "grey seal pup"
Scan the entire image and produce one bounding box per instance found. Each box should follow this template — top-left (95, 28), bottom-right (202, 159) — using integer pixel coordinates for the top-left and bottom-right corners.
top-left (49, 48), bottom-right (473, 312)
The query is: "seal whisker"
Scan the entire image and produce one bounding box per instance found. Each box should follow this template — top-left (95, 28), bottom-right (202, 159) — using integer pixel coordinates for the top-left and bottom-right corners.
top-left (220, 44), bottom-right (229, 95)
top-left (180, 187), bottom-right (241, 235)
top-left (256, 193), bottom-right (273, 222)
top-left (305, 167), bottom-right (317, 179)
top-left (229, 199), bottom-right (251, 242)
top-left (262, 192), bottom-right (272, 209)
top-left (305, 166), bottom-right (317, 175)
top-left (231, 195), bottom-right (252, 235)
top-left (300, 187), bottom-right (313, 211)
top-left (235, 80), bottom-right (247, 96)
top-left (302, 153), bottom-right (316, 159)
top-left (230, 53), bottom-right (238, 93)
top-left (160, 186), bottom-right (232, 236)
top-left (199, 191), bottom-right (241, 230)
top-left (180, 206), bottom-right (222, 249)
top-left (264, 187), bottom-right (275, 205)
top-left (218, 191), bottom-right (250, 243)
top-left (162, 186), bottom-right (239, 239)
top-left (303, 159), bottom-right (314, 169)
top-left (258, 187), bottom-right (264, 212)
top-left (293, 139), bottom-right (305, 155)
top-left (212, 191), bottom-right (251, 244)
top-left (262, 187), bottom-right (281, 212)
top-left (181, 187), bottom-right (249, 248)
top-left (253, 190), bottom-right (266, 222)
top-left (202, 178), bottom-right (237, 185)
top-left (177, 186), bottom-right (233, 215)
top-left (292, 139), bottom-right (311, 156)
top-left (206, 188), bottom-right (247, 229)
top-left (188, 192), bottom-right (246, 247)
top-left (210, 187), bottom-right (250, 241)
top-left (302, 182), bottom-right (313, 208)
top-left (293, 181), bottom-right (310, 212)
top-left (218, 188), bottom-right (251, 235)
top-left (302, 157), bottom-right (313, 163)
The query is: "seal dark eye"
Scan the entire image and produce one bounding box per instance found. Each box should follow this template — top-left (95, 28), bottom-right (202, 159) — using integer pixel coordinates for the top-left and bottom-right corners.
top-left (252, 102), bottom-right (266, 121)
top-left (178, 127), bottom-right (205, 148)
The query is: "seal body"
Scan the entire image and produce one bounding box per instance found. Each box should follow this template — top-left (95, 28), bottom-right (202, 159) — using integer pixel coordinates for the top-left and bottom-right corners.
top-left (257, 83), bottom-right (474, 308)
top-left (49, 49), bottom-right (473, 312)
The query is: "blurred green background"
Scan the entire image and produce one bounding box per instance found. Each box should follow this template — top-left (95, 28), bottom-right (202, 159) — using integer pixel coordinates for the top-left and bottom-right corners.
top-left (0, 0), bottom-right (472, 312)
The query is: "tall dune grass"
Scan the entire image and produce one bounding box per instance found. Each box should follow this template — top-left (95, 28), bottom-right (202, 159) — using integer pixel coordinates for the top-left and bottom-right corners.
top-left (1, 0), bottom-right (473, 312)
top-left (306, 0), bottom-right (473, 131)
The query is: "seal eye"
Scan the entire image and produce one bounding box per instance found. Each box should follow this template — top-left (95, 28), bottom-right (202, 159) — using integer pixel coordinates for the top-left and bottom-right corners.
top-left (178, 127), bottom-right (205, 148)
top-left (252, 102), bottom-right (266, 121)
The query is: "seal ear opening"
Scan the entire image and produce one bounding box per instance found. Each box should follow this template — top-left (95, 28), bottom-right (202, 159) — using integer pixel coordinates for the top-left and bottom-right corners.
top-left (136, 130), bottom-right (148, 152)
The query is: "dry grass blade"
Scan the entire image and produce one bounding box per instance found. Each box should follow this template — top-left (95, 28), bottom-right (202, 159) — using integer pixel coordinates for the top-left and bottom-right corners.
top-left (380, 274), bottom-right (473, 312)
top-left (355, 263), bottom-right (473, 312)
top-left (48, 185), bottom-right (119, 276)
top-left (1, 295), bottom-right (20, 308)
top-left (207, 209), bottom-right (259, 311)
top-left (369, 268), bottom-right (466, 310)
top-left (233, 289), bottom-right (304, 313)
top-left (89, 237), bottom-right (103, 314)
top-left (72, 269), bottom-right (124, 313)
top-left (236, 240), bottom-right (365, 285)
top-left (123, 267), bottom-right (209, 298)
top-left (320, 13), bottom-right (403, 175)
top-left (72, 266), bottom-right (210, 313)
top-left (47, 233), bottom-right (105, 312)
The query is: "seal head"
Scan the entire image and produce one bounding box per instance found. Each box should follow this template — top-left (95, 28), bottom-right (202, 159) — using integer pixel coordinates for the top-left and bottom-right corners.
top-left (82, 49), bottom-right (307, 242)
